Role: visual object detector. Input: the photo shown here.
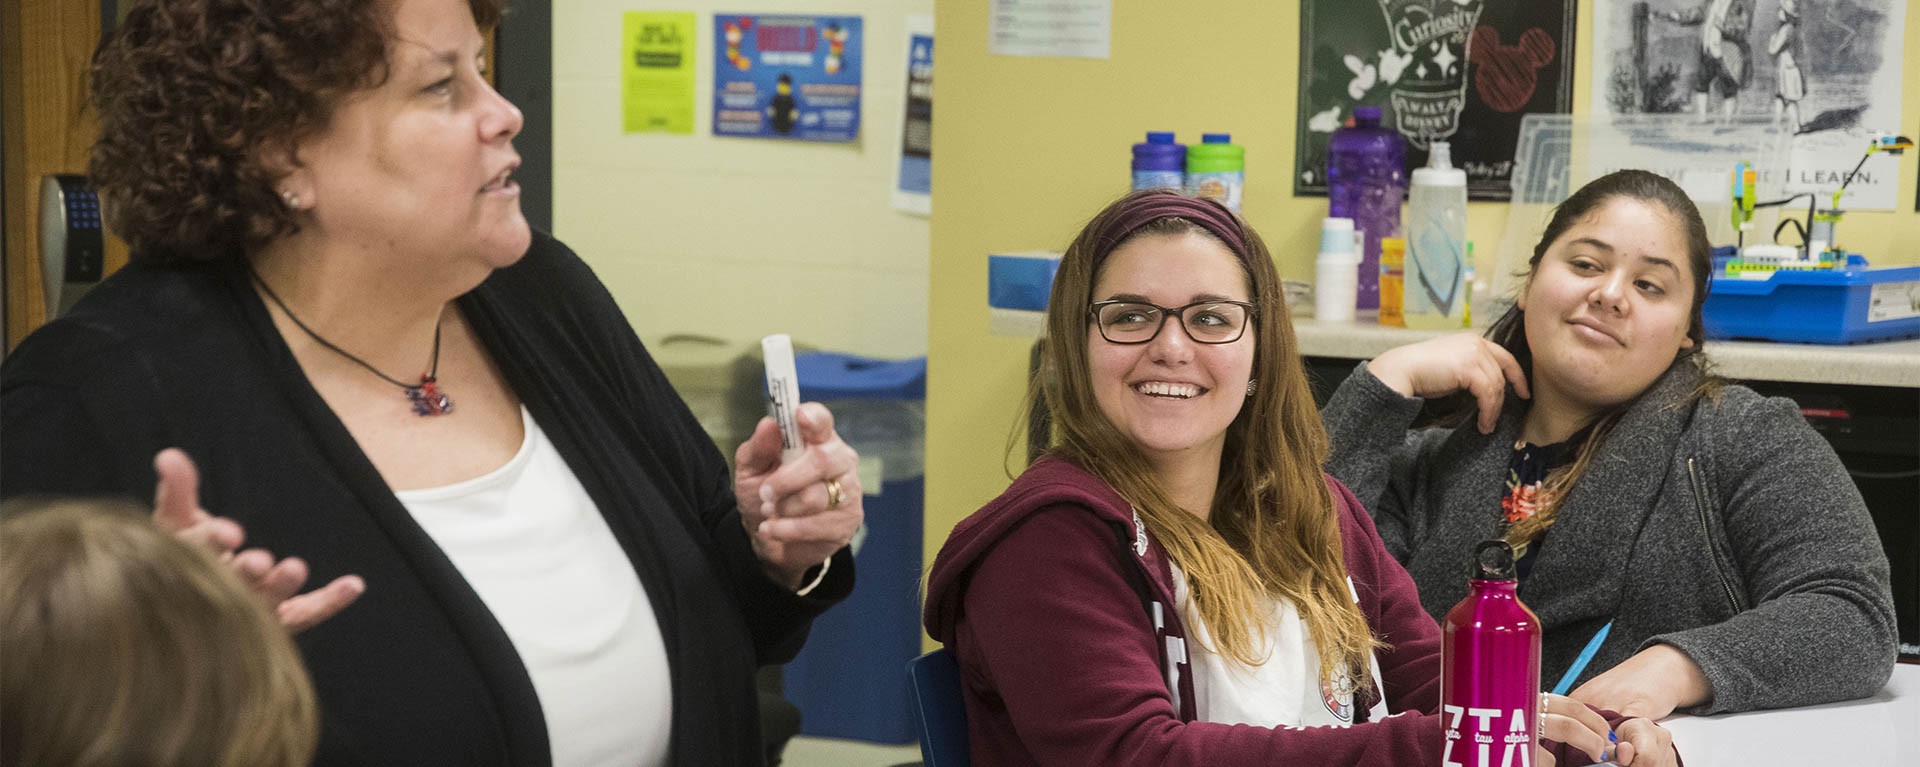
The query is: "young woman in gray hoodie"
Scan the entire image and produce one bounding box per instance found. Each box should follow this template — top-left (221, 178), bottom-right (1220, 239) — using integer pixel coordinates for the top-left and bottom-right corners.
top-left (1322, 169), bottom-right (1897, 719)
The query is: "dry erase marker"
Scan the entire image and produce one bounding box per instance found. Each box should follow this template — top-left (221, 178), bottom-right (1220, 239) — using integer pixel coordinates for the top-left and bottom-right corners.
top-left (761, 333), bottom-right (805, 464)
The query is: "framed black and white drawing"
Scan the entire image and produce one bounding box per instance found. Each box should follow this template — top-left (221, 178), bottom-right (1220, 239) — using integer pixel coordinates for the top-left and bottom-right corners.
top-left (1592, 0), bottom-right (1908, 211)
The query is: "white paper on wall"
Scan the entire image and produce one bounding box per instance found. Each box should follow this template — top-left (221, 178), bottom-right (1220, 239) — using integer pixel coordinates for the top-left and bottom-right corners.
top-left (989, 0), bottom-right (1110, 59)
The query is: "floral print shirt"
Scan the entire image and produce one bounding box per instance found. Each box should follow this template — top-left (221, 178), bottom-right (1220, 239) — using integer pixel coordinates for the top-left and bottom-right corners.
top-left (1504, 439), bottom-right (1574, 579)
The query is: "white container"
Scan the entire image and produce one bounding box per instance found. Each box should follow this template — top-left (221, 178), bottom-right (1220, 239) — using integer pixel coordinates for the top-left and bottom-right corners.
top-left (1315, 217), bottom-right (1360, 323)
top-left (1405, 142), bottom-right (1468, 330)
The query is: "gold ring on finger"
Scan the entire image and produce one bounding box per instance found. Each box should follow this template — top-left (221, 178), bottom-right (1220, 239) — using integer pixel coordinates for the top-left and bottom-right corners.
top-left (825, 478), bottom-right (844, 509)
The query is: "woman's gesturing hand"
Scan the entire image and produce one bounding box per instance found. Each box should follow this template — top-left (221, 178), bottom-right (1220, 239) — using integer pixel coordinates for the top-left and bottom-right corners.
top-left (151, 448), bottom-right (364, 632)
top-left (1367, 333), bottom-right (1530, 434)
top-left (735, 403), bottom-right (864, 590)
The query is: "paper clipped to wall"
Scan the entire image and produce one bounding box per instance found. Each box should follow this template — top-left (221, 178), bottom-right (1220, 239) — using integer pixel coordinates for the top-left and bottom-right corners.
top-left (990, 0), bottom-right (1110, 59)
top-left (622, 11), bottom-right (696, 134)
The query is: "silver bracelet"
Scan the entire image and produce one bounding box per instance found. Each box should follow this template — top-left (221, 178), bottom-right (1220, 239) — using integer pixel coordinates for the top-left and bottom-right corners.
top-left (795, 555), bottom-right (833, 596)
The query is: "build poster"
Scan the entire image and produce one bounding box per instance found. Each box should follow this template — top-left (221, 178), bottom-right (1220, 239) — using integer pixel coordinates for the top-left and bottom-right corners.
top-left (713, 14), bottom-right (863, 143)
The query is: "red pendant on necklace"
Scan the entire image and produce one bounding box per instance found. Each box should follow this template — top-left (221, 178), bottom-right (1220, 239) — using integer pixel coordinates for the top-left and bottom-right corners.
top-left (408, 375), bottom-right (453, 416)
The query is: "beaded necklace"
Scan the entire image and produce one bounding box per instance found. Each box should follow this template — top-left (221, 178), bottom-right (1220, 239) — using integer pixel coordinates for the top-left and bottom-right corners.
top-left (250, 269), bottom-right (453, 416)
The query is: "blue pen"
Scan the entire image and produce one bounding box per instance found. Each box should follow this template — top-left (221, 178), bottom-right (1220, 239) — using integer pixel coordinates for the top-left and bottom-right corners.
top-left (1550, 620), bottom-right (1612, 696)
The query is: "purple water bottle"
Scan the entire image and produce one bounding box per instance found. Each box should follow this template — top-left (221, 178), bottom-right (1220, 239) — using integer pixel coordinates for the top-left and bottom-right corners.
top-left (1132, 131), bottom-right (1185, 192)
top-left (1327, 106), bottom-right (1406, 312)
top-left (1440, 540), bottom-right (1542, 767)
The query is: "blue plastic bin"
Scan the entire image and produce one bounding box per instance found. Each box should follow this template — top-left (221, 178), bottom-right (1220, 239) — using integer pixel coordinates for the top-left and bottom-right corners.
top-left (781, 353), bottom-right (927, 744)
top-left (1703, 265), bottom-right (1920, 344)
top-left (987, 252), bottom-right (1062, 311)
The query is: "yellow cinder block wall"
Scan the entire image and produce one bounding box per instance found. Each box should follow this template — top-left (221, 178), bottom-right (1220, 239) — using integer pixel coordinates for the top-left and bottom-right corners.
top-left (924, 0), bottom-right (1920, 645)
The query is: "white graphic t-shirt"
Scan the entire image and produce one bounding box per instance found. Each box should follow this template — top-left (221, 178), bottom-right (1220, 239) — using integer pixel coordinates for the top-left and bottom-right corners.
top-left (1171, 564), bottom-right (1386, 727)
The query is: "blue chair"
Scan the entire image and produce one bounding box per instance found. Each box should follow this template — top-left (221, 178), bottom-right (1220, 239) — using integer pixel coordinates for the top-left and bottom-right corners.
top-left (907, 648), bottom-right (970, 767)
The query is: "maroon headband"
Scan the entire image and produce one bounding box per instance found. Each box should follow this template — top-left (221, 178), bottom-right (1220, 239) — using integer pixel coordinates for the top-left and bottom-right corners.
top-left (1093, 192), bottom-right (1249, 263)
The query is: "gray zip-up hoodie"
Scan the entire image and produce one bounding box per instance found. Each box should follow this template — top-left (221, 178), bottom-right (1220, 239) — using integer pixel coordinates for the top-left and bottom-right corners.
top-left (1322, 356), bottom-right (1896, 715)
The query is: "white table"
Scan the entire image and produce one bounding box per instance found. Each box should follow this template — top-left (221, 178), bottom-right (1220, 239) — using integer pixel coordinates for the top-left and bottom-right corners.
top-left (1656, 663), bottom-right (1918, 766)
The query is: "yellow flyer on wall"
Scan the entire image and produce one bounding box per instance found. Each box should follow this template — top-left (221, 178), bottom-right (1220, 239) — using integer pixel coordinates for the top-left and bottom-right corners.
top-left (622, 11), bottom-right (696, 134)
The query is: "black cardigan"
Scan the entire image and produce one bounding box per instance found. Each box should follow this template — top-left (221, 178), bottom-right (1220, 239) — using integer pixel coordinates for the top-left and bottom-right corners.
top-left (0, 231), bottom-right (852, 766)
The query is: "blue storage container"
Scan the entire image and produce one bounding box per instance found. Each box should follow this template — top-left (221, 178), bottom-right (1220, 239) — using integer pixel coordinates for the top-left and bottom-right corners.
top-left (781, 353), bottom-right (927, 744)
top-left (1704, 265), bottom-right (1920, 344)
top-left (987, 252), bottom-right (1062, 311)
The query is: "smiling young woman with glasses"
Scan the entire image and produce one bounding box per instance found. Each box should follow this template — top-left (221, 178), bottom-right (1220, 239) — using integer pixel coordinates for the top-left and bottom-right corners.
top-left (920, 190), bottom-right (1658, 766)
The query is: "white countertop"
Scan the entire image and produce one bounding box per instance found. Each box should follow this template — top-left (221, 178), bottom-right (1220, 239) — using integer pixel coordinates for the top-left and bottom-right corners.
top-left (1289, 317), bottom-right (1920, 388)
top-left (1656, 663), bottom-right (1918, 767)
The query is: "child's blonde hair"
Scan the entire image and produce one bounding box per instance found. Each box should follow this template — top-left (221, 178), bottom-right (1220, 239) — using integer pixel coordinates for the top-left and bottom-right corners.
top-left (1, 499), bottom-right (319, 767)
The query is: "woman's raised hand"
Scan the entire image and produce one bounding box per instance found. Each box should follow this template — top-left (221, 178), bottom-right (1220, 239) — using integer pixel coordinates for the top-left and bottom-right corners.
top-left (151, 448), bottom-right (364, 632)
top-left (1367, 333), bottom-right (1530, 434)
top-left (734, 403), bottom-right (864, 590)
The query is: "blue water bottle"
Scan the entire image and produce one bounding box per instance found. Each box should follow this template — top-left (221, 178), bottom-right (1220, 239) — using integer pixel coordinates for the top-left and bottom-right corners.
top-left (1132, 132), bottom-right (1185, 192)
top-left (1327, 106), bottom-right (1406, 312)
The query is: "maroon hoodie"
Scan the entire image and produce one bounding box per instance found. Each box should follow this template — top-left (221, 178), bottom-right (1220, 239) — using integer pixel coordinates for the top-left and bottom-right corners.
top-left (924, 456), bottom-right (1628, 766)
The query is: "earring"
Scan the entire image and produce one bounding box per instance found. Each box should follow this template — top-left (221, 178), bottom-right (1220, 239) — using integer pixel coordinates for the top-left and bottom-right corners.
top-left (1245, 379), bottom-right (1256, 397)
top-left (281, 189), bottom-right (301, 208)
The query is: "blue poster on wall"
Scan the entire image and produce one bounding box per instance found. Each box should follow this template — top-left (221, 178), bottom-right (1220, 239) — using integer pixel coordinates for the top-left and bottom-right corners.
top-left (893, 18), bottom-right (932, 215)
top-left (713, 13), bottom-right (863, 142)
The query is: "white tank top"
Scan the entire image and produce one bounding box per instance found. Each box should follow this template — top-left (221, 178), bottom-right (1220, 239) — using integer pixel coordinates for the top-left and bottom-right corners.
top-left (1171, 563), bottom-right (1387, 727)
top-left (397, 407), bottom-right (672, 767)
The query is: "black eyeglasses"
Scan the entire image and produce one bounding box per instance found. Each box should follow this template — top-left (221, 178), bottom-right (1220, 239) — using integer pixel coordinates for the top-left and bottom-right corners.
top-left (1088, 300), bottom-right (1257, 345)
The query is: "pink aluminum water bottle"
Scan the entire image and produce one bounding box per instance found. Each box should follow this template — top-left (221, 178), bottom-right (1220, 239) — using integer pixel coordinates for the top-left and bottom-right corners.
top-left (1440, 540), bottom-right (1542, 767)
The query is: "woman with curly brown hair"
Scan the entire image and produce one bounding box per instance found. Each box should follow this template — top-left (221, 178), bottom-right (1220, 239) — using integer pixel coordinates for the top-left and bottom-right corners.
top-left (0, 0), bottom-right (863, 765)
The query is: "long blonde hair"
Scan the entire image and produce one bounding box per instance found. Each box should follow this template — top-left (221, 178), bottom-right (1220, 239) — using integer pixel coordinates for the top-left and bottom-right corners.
top-left (1027, 190), bottom-right (1380, 684)
top-left (1, 499), bottom-right (319, 767)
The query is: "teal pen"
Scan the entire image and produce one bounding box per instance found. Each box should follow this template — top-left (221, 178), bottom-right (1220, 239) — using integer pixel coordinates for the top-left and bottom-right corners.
top-left (1550, 620), bottom-right (1613, 696)
top-left (1552, 622), bottom-right (1618, 761)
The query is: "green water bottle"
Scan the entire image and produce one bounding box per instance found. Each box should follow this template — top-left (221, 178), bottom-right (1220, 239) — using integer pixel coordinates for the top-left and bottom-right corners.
top-left (1185, 133), bottom-right (1244, 212)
